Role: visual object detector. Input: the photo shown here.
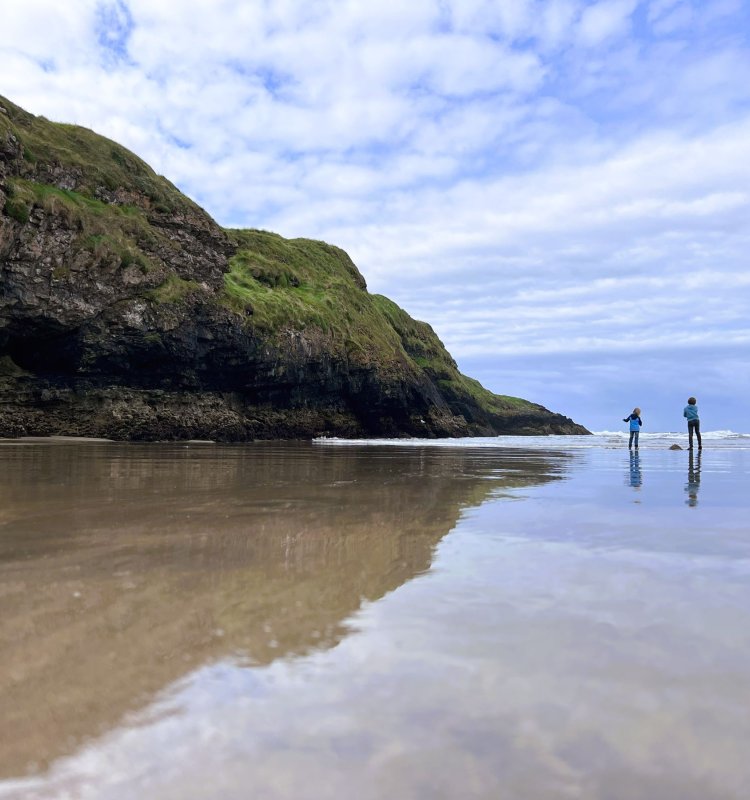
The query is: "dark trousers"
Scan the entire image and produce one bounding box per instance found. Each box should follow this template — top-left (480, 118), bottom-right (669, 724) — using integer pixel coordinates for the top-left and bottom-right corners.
top-left (629, 430), bottom-right (639, 448)
top-left (688, 419), bottom-right (702, 449)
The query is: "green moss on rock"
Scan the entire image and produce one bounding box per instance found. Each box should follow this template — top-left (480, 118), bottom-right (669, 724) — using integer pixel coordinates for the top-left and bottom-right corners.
top-left (221, 229), bottom-right (413, 373)
top-left (0, 96), bottom-right (191, 213)
top-left (372, 294), bottom-right (540, 414)
top-left (147, 276), bottom-right (202, 304)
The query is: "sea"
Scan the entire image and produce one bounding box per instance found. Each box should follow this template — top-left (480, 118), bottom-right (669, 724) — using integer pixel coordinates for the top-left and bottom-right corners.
top-left (316, 429), bottom-right (750, 449)
top-left (1, 432), bottom-right (748, 799)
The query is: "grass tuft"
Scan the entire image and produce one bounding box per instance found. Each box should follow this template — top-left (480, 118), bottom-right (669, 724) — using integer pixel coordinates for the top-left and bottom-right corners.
top-left (147, 275), bottom-right (201, 303)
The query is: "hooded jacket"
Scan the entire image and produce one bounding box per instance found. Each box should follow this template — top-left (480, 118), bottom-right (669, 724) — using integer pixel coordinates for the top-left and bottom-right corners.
top-left (684, 404), bottom-right (699, 421)
top-left (623, 413), bottom-right (642, 432)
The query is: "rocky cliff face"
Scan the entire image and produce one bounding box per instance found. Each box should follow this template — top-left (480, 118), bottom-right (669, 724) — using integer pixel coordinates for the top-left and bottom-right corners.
top-left (0, 96), bottom-right (588, 440)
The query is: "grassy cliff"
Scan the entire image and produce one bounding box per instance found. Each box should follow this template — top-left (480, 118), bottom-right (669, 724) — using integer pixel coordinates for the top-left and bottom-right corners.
top-left (0, 95), bottom-right (588, 439)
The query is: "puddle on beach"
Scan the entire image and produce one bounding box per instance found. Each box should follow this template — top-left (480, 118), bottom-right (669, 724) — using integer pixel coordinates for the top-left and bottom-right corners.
top-left (1, 439), bottom-right (749, 799)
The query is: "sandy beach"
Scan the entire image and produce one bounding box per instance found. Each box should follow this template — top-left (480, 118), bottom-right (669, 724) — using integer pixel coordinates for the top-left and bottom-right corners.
top-left (1, 434), bottom-right (749, 799)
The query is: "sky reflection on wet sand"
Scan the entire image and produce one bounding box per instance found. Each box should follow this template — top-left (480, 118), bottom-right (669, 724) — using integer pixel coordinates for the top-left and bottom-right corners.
top-left (1, 439), bottom-right (749, 799)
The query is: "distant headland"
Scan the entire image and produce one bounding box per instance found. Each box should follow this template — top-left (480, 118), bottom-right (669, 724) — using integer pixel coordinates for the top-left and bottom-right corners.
top-left (0, 95), bottom-right (588, 440)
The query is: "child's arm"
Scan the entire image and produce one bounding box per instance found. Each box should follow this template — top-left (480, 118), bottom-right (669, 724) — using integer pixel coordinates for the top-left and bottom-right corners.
top-left (638, 417), bottom-right (642, 426)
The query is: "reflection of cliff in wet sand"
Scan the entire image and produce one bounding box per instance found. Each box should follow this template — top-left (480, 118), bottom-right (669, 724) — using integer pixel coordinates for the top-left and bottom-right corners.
top-left (0, 441), bottom-right (568, 778)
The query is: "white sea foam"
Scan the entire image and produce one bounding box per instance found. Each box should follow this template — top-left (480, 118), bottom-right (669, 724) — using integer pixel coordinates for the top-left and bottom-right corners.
top-left (314, 431), bottom-right (750, 449)
top-left (594, 430), bottom-right (749, 440)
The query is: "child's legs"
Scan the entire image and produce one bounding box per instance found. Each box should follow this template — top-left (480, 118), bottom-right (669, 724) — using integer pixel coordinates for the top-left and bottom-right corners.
top-left (633, 430), bottom-right (639, 448)
top-left (694, 420), bottom-right (702, 447)
top-left (629, 430), bottom-right (635, 448)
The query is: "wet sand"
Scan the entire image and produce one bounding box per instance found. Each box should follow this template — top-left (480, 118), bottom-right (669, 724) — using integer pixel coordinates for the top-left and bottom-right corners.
top-left (1, 439), bottom-right (749, 799)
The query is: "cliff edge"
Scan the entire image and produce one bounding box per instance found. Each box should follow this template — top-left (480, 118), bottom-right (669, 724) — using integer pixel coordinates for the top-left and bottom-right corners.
top-left (0, 96), bottom-right (589, 440)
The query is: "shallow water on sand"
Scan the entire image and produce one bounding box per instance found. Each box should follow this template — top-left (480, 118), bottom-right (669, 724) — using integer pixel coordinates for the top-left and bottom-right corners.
top-left (1, 438), bottom-right (749, 799)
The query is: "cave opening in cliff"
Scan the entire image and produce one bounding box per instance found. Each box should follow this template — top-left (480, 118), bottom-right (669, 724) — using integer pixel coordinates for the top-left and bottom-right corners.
top-left (3, 322), bottom-right (83, 377)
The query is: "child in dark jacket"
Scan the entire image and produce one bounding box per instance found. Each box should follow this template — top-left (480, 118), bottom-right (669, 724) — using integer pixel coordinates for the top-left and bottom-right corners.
top-left (623, 407), bottom-right (642, 449)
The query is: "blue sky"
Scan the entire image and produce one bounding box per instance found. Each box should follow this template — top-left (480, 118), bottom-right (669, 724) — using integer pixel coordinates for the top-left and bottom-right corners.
top-left (2, 0), bottom-right (750, 432)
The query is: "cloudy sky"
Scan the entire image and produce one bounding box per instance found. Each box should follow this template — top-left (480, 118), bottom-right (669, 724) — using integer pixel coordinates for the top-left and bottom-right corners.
top-left (2, 0), bottom-right (749, 431)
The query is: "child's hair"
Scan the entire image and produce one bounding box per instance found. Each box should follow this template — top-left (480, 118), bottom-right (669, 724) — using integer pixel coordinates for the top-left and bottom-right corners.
top-left (687, 397), bottom-right (696, 405)
top-left (633, 407), bottom-right (641, 414)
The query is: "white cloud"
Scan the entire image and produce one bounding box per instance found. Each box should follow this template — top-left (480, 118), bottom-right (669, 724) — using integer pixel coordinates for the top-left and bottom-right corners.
top-left (648, 0), bottom-right (685, 22)
top-left (577, 0), bottom-right (639, 46)
top-left (447, 0), bottom-right (535, 39)
top-left (537, 0), bottom-right (583, 49)
top-left (0, 1), bottom-right (99, 66)
top-left (649, 3), bottom-right (694, 34)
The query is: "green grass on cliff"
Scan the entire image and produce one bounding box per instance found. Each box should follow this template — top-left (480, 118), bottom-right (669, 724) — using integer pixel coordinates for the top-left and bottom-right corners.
top-left (221, 230), bottom-right (538, 413)
top-left (5, 176), bottom-right (155, 273)
top-left (147, 275), bottom-right (202, 303)
top-left (222, 229), bottom-right (416, 373)
top-left (371, 295), bottom-right (538, 413)
top-left (0, 94), bottom-right (190, 214)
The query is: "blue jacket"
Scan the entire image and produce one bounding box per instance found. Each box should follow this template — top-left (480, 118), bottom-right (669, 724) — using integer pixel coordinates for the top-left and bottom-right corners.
top-left (684, 404), bottom-right (699, 421)
top-left (624, 413), bottom-right (642, 431)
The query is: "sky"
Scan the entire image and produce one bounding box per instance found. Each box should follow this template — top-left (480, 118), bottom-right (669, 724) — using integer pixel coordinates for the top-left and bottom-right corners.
top-left (1, 0), bottom-right (749, 432)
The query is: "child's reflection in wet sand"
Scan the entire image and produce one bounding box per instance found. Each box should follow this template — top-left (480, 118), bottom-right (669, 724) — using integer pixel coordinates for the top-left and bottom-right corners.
top-left (628, 451), bottom-right (642, 491)
top-left (685, 450), bottom-right (701, 507)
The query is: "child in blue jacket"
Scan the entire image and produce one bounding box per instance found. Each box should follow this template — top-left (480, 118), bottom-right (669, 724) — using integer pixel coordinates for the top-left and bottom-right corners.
top-left (684, 397), bottom-right (702, 450)
top-left (623, 407), bottom-right (642, 449)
